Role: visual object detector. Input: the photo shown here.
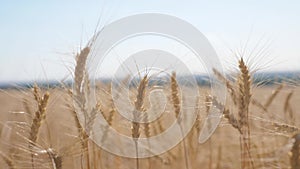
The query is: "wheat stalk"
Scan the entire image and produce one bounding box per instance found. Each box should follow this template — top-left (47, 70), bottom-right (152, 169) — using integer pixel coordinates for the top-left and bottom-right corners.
top-left (213, 68), bottom-right (268, 113)
top-left (208, 95), bottom-right (242, 134)
top-left (170, 72), bottom-right (191, 169)
top-left (284, 91), bottom-right (295, 124)
top-left (213, 68), bottom-right (238, 105)
top-left (132, 75), bottom-right (148, 138)
top-left (66, 89), bottom-right (89, 151)
top-left (132, 75), bottom-right (148, 169)
top-left (73, 46), bottom-right (92, 169)
top-left (100, 83), bottom-right (117, 145)
top-left (28, 85), bottom-right (50, 169)
top-left (224, 109), bottom-right (242, 134)
top-left (237, 58), bottom-right (253, 169)
top-left (214, 59), bottom-right (254, 169)
top-left (251, 99), bottom-right (267, 112)
top-left (264, 84), bottom-right (283, 109)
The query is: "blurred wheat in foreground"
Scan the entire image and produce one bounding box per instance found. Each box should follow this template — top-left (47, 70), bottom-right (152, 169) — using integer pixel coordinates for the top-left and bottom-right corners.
top-left (0, 48), bottom-right (299, 169)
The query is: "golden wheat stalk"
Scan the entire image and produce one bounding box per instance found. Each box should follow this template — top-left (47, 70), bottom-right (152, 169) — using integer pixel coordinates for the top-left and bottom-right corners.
top-left (213, 68), bottom-right (268, 113)
top-left (188, 94), bottom-right (201, 155)
top-left (107, 83), bottom-right (117, 126)
top-left (73, 46), bottom-right (94, 169)
top-left (66, 89), bottom-right (89, 152)
top-left (213, 68), bottom-right (238, 105)
top-left (251, 99), bottom-right (267, 112)
top-left (211, 69), bottom-right (244, 133)
top-left (224, 109), bottom-right (242, 134)
top-left (170, 72), bottom-right (191, 169)
top-left (132, 75), bottom-right (148, 169)
top-left (28, 85), bottom-right (50, 169)
top-left (74, 47), bottom-right (101, 169)
top-left (213, 60), bottom-right (255, 168)
top-left (209, 95), bottom-right (242, 134)
top-left (284, 91), bottom-right (295, 124)
top-left (265, 84), bottom-right (283, 108)
top-left (237, 58), bottom-right (254, 169)
top-left (100, 83), bottom-right (117, 145)
top-left (132, 75), bottom-right (148, 138)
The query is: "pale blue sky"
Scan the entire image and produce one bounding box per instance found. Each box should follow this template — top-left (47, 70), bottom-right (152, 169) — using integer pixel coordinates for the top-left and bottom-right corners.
top-left (0, 0), bottom-right (299, 82)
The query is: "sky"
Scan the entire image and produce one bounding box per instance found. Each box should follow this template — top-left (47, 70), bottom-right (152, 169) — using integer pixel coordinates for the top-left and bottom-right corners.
top-left (0, 0), bottom-right (299, 83)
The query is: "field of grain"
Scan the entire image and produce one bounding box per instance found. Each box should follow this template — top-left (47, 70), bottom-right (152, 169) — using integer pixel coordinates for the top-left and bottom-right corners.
top-left (0, 50), bottom-right (299, 169)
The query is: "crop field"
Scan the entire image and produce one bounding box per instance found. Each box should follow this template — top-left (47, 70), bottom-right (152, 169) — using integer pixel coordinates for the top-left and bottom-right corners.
top-left (0, 49), bottom-right (299, 169)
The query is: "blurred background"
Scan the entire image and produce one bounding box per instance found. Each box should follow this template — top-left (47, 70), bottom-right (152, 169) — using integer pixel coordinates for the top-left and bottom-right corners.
top-left (0, 0), bottom-right (299, 83)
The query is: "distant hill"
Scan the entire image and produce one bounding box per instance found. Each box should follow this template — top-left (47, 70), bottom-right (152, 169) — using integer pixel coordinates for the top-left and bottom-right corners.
top-left (0, 71), bottom-right (299, 89)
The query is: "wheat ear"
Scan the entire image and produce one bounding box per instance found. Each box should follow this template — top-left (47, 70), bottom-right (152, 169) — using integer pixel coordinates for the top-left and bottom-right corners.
top-left (171, 72), bottom-right (180, 118)
top-left (29, 85), bottom-right (50, 143)
top-left (74, 47), bottom-right (90, 98)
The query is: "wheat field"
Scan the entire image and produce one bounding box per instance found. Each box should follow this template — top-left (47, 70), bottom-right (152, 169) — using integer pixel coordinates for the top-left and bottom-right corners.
top-left (0, 48), bottom-right (299, 169)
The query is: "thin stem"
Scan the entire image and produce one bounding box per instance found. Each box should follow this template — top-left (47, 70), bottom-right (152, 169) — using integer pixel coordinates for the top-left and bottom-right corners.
top-left (134, 140), bottom-right (140, 169)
